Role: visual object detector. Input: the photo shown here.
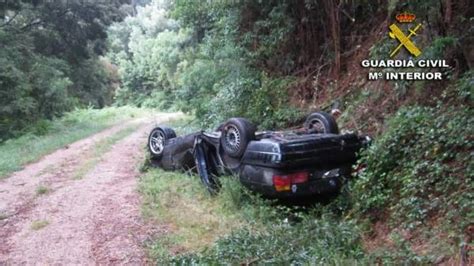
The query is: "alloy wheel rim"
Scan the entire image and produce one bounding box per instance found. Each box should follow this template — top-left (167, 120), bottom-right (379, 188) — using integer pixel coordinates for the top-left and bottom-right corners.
top-left (150, 130), bottom-right (165, 154)
top-left (225, 125), bottom-right (241, 152)
top-left (309, 119), bottom-right (326, 133)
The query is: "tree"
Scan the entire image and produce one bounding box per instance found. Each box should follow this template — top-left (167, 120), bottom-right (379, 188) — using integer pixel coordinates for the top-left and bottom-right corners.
top-left (0, 1), bottom-right (130, 140)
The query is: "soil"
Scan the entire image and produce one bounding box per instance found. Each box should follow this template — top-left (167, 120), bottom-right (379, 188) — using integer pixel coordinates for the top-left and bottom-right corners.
top-left (0, 113), bottom-right (178, 264)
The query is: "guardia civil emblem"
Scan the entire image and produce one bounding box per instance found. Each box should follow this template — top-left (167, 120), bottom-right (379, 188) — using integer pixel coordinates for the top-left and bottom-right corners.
top-left (389, 12), bottom-right (422, 58)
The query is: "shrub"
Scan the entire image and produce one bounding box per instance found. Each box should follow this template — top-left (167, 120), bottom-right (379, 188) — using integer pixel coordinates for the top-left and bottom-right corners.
top-left (352, 106), bottom-right (473, 230)
top-left (456, 70), bottom-right (473, 102)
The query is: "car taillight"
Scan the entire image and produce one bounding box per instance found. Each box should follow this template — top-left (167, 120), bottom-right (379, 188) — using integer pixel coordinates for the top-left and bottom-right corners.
top-left (273, 171), bottom-right (309, 192)
top-left (291, 172), bottom-right (309, 184)
top-left (273, 175), bottom-right (291, 192)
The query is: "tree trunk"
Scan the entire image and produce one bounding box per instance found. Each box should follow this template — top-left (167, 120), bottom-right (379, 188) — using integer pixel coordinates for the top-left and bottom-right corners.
top-left (326, 0), bottom-right (341, 79)
top-left (444, 0), bottom-right (452, 26)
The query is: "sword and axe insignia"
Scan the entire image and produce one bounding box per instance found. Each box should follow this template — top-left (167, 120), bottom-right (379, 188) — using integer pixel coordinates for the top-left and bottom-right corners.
top-left (388, 12), bottom-right (422, 58)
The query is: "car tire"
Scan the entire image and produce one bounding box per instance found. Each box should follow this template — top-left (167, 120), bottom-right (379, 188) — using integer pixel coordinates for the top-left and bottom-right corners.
top-left (148, 126), bottom-right (176, 159)
top-left (304, 111), bottom-right (339, 134)
top-left (220, 118), bottom-right (256, 158)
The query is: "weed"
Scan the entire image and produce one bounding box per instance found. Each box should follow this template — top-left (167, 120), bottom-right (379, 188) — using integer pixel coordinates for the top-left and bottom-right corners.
top-left (456, 70), bottom-right (473, 102)
top-left (141, 164), bottom-right (367, 263)
top-left (165, 214), bottom-right (365, 264)
top-left (31, 220), bottom-right (49, 230)
top-left (36, 185), bottom-right (50, 195)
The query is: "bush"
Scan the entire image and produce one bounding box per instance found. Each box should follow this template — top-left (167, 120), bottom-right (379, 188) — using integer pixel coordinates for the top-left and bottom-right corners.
top-left (456, 70), bottom-right (473, 102)
top-left (0, 42), bottom-right (73, 139)
top-left (352, 106), bottom-right (473, 230)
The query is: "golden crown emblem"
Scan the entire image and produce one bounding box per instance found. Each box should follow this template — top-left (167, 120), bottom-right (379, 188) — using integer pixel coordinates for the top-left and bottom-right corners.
top-left (396, 12), bottom-right (416, 23)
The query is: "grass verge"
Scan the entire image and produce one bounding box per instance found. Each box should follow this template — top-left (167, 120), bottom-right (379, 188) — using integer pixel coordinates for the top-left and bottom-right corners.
top-left (140, 170), bottom-right (248, 258)
top-left (72, 125), bottom-right (137, 179)
top-left (0, 106), bottom-right (149, 178)
top-left (139, 167), bottom-right (375, 264)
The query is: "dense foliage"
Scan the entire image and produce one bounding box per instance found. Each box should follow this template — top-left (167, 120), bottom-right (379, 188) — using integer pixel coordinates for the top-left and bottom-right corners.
top-left (0, 1), bottom-right (134, 140)
top-left (353, 104), bottom-right (473, 231)
top-left (108, 0), bottom-right (472, 131)
top-left (109, 0), bottom-right (363, 128)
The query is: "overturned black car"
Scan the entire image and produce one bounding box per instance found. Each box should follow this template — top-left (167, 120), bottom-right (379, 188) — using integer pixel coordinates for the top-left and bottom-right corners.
top-left (148, 112), bottom-right (370, 199)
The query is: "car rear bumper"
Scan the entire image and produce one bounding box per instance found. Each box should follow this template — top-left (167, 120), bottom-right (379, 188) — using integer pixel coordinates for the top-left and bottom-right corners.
top-left (239, 164), bottom-right (346, 198)
top-left (241, 133), bottom-right (363, 169)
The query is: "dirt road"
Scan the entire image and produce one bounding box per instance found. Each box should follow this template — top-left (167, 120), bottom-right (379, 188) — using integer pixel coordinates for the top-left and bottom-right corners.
top-left (0, 113), bottom-right (178, 264)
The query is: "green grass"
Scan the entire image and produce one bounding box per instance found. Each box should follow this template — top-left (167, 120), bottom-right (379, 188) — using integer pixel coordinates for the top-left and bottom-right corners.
top-left (140, 169), bottom-right (248, 257)
top-left (36, 185), bottom-right (50, 196)
top-left (140, 167), bottom-right (374, 264)
top-left (0, 106), bottom-right (150, 178)
top-left (30, 220), bottom-right (49, 230)
top-left (72, 125), bottom-right (137, 180)
top-left (140, 168), bottom-right (438, 264)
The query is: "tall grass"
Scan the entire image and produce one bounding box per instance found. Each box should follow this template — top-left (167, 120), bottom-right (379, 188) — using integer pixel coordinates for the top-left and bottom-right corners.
top-left (0, 106), bottom-right (149, 178)
top-left (139, 169), bottom-right (248, 258)
top-left (140, 166), bottom-right (370, 264)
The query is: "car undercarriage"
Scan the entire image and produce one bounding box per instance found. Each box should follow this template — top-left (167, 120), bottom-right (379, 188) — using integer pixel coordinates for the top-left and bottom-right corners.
top-left (148, 112), bottom-right (370, 199)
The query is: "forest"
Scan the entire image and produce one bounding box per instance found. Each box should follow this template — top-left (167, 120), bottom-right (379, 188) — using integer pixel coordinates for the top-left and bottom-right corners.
top-left (0, 0), bottom-right (472, 264)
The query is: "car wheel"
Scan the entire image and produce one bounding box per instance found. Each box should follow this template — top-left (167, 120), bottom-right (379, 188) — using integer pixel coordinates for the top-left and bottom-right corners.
top-left (304, 111), bottom-right (339, 134)
top-left (148, 126), bottom-right (176, 159)
top-left (220, 118), bottom-right (256, 158)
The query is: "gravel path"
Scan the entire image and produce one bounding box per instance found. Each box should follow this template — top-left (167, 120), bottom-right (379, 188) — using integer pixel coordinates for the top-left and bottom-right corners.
top-left (0, 113), bottom-right (178, 264)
